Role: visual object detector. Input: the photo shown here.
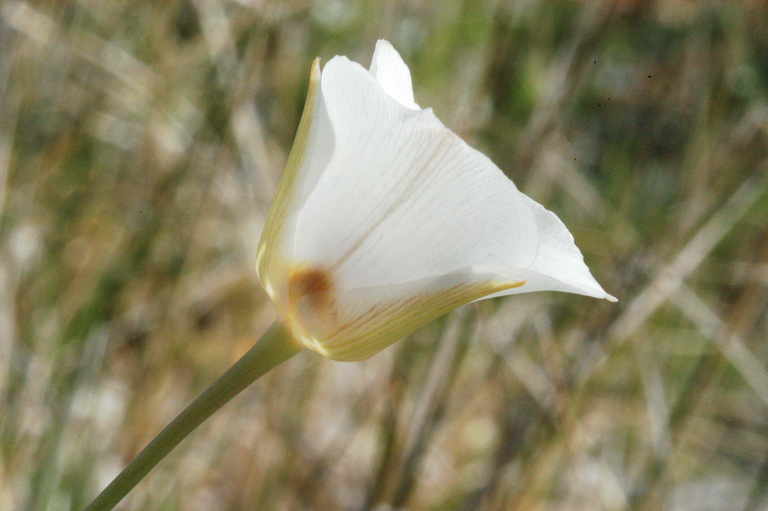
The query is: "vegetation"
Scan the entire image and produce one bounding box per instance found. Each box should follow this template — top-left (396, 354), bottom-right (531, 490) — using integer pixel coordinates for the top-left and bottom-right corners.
top-left (1, 1), bottom-right (766, 509)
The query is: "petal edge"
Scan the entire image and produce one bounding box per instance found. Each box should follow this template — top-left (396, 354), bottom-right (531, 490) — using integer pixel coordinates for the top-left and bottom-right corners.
top-left (369, 39), bottom-right (419, 110)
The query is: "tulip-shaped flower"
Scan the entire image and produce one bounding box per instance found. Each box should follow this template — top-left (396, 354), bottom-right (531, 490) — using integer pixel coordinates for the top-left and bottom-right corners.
top-left (258, 40), bottom-right (616, 361)
top-left (84, 40), bottom-right (617, 511)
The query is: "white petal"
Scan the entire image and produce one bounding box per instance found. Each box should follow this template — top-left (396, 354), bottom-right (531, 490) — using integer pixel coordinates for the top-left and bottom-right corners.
top-left (261, 60), bottom-right (335, 282)
top-left (480, 194), bottom-right (617, 302)
top-left (291, 57), bottom-right (540, 313)
top-left (289, 64), bottom-right (335, 210)
top-left (368, 39), bottom-right (419, 110)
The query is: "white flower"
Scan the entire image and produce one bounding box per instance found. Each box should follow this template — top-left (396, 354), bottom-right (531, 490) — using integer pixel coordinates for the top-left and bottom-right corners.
top-left (257, 40), bottom-right (616, 361)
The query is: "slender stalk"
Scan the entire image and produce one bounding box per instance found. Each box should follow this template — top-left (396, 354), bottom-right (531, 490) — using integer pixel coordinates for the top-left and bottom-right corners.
top-left (84, 322), bottom-right (301, 511)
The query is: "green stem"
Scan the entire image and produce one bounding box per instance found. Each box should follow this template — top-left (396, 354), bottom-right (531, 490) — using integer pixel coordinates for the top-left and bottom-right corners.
top-left (84, 322), bottom-right (301, 511)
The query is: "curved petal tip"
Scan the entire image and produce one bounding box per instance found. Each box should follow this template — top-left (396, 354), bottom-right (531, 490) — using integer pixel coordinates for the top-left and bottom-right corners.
top-left (369, 39), bottom-right (419, 110)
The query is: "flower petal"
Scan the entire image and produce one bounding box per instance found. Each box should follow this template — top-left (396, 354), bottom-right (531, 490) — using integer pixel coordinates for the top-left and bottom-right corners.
top-left (368, 39), bottom-right (419, 110)
top-left (479, 194), bottom-right (618, 302)
top-left (293, 56), bottom-right (539, 289)
top-left (256, 58), bottom-right (334, 297)
top-left (314, 270), bottom-right (525, 360)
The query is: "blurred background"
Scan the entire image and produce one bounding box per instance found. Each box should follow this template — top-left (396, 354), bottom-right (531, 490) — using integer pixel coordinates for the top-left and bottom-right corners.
top-left (1, 0), bottom-right (767, 510)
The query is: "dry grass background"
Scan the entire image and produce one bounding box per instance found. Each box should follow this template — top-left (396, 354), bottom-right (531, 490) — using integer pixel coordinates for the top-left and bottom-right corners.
top-left (1, 0), bottom-right (767, 510)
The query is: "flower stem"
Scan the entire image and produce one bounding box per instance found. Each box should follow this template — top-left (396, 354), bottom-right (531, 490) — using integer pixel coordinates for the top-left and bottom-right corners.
top-left (84, 322), bottom-right (301, 511)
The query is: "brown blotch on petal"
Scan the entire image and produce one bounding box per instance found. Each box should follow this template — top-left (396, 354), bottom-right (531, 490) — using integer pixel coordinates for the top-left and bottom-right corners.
top-left (288, 267), bottom-right (335, 316)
